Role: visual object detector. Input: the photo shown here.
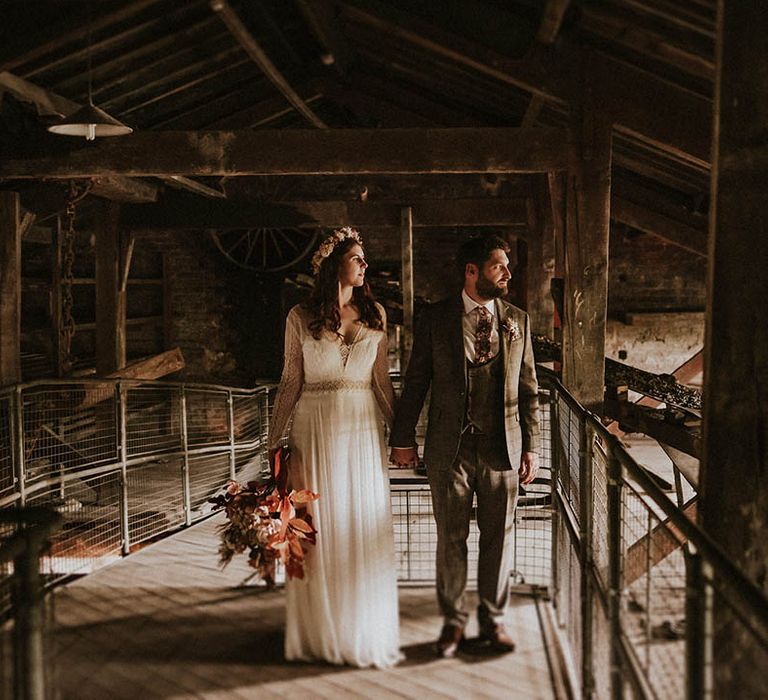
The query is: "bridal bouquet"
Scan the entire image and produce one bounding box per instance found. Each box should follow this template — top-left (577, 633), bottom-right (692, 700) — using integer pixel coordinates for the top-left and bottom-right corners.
top-left (209, 448), bottom-right (319, 587)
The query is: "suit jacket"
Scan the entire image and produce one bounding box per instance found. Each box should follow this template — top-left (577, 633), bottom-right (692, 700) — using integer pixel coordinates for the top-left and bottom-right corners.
top-left (390, 294), bottom-right (540, 471)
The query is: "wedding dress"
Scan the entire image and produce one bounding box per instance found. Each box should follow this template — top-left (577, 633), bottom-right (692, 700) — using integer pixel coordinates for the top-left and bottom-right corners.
top-left (267, 304), bottom-right (401, 668)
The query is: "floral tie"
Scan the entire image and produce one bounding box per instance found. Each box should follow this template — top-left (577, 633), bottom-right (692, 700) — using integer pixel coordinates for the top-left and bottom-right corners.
top-left (474, 306), bottom-right (492, 363)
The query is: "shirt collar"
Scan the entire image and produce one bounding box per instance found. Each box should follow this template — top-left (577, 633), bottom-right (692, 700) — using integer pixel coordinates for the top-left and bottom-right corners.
top-left (462, 289), bottom-right (495, 316)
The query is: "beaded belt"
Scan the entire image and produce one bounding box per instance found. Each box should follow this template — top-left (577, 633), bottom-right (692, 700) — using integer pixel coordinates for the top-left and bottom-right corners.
top-left (303, 379), bottom-right (370, 393)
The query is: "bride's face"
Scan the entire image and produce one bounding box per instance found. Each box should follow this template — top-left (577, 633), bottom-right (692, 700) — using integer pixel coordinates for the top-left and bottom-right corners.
top-left (337, 244), bottom-right (368, 287)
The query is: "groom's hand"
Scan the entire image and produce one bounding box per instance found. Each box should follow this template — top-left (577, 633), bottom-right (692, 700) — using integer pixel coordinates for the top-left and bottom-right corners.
top-left (519, 451), bottom-right (538, 485)
top-left (389, 447), bottom-right (418, 468)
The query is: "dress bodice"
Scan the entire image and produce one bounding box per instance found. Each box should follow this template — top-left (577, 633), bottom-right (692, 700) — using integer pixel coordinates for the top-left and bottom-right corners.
top-left (302, 327), bottom-right (382, 384)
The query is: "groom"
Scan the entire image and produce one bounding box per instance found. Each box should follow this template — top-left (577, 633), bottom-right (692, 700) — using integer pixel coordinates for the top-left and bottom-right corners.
top-left (390, 235), bottom-right (539, 658)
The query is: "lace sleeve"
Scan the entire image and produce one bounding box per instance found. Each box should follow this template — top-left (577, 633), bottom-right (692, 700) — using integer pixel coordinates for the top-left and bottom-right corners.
top-left (267, 306), bottom-right (304, 449)
top-left (371, 304), bottom-right (396, 429)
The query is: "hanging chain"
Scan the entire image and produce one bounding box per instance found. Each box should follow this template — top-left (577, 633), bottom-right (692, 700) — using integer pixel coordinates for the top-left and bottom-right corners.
top-left (60, 180), bottom-right (92, 374)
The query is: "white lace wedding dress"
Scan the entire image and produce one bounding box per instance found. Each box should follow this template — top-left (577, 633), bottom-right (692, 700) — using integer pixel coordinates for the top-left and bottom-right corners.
top-left (267, 304), bottom-right (401, 668)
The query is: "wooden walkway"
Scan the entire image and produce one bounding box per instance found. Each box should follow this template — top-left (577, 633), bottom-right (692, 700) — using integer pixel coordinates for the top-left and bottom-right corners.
top-left (49, 515), bottom-right (563, 699)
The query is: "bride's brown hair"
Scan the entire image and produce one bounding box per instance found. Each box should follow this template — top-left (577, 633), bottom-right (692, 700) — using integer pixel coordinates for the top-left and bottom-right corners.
top-left (303, 237), bottom-right (384, 339)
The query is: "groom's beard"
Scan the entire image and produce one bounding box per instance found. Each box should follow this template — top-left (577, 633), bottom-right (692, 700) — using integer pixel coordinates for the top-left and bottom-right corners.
top-left (476, 273), bottom-right (508, 299)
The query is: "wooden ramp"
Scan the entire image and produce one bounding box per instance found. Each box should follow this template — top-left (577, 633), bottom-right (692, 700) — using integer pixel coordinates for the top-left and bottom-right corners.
top-left (50, 515), bottom-right (561, 699)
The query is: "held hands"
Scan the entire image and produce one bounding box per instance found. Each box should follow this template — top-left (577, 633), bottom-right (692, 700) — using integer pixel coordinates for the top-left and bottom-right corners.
top-left (519, 451), bottom-right (538, 485)
top-left (389, 446), bottom-right (419, 468)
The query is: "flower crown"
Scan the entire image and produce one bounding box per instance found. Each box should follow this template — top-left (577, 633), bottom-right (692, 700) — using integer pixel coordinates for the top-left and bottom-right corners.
top-left (311, 227), bottom-right (363, 275)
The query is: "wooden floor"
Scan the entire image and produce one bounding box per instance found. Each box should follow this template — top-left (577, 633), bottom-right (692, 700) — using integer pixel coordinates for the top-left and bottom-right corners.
top-left (48, 515), bottom-right (561, 699)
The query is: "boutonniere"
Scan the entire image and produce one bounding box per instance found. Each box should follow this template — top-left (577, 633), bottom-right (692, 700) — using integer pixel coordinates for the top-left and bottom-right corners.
top-left (502, 317), bottom-right (522, 341)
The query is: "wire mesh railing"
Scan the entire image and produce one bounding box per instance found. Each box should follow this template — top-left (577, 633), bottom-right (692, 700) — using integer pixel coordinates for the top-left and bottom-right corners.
top-left (544, 372), bottom-right (768, 700)
top-left (0, 378), bottom-right (274, 603)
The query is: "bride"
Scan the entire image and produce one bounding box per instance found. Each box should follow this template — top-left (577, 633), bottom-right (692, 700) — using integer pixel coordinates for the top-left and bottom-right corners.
top-left (267, 227), bottom-right (401, 668)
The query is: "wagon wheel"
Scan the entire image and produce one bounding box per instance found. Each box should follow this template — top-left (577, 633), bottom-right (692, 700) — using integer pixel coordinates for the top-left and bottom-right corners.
top-left (209, 227), bottom-right (319, 273)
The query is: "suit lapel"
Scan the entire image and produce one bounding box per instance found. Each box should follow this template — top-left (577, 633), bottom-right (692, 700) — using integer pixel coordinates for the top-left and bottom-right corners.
top-left (495, 298), bottom-right (510, 382)
top-left (451, 295), bottom-right (468, 387)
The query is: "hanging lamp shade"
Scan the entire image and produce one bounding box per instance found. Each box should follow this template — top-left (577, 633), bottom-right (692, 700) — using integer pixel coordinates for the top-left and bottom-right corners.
top-left (48, 103), bottom-right (132, 140)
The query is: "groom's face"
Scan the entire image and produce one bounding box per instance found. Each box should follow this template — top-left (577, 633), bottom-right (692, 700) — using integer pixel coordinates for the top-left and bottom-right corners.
top-left (475, 248), bottom-right (511, 299)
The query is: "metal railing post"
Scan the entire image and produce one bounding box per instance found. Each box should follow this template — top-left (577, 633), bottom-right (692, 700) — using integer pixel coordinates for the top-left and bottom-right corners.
top-left (117, 382), bottom-right (130, 555)
top-left (607, 450), bottom-right (624, 700)
top-left (686, 550), bottom-right (714, 700)
top-left (549, 388), bottom-right (561, 606)
top-left (13, 386), bottom-right (26, 506)
top-left (179, 386), bottom-right (191, 526)
top-left (227, 391), bottom-right (236, 481)
top-left (13, 529), bottom-right (46, 700)
top-left (580, 418), bottom-right (595, 698)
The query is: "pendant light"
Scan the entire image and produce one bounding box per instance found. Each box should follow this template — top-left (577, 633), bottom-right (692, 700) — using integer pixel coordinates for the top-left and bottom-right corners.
top-left (48, 3), bottom-right (132, 140)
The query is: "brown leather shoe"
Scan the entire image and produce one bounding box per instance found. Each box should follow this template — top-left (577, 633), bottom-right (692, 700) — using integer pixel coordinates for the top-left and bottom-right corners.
top-left (479, 623), bottom-right (516, 653)
top-left (436, 624), bottom-right (465, 658)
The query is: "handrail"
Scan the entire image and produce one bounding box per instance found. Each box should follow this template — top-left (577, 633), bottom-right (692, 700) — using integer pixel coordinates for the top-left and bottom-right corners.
top-left (0, 377), bottom-right (279, 398)
top-left (544, 371), bottom-right (768, 649)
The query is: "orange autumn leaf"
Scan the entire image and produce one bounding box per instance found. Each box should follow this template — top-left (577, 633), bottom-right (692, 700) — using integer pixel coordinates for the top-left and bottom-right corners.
top-left (290, 489), bottom-right (320, 506)
top-left (289, 518), bottom-right (315, 534)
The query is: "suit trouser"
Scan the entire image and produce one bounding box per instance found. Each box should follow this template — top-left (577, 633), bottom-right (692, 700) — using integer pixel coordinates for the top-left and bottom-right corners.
top-left (427, 432), bottom-right (519, 632)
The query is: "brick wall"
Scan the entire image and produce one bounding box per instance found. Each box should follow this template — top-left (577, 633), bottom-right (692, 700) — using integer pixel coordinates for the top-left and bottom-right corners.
top-left (609, 230), bottom-right (707, 315)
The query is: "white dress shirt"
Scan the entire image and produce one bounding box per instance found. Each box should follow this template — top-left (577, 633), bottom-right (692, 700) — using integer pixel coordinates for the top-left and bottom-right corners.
top-left (461, 289), bottom-right (500, 363)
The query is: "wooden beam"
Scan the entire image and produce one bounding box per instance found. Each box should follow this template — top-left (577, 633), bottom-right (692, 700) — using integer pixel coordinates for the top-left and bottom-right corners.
top-left (340, 1), bottom-right (711, 167)
top-left (295, 0), bottom-right (350, 72)
top-left (611, 196), bottom-right (707, 256)
top-left (537, 0), bottom-right (572, 43)
top-left (89, 175), bottom-right (159, 203)
top-left (702, 5), bottom-right (768, 694)
top-left (210, 0), bottom-right (327, 129)
top-left (50, 217), bottom-right (64, 377)
top-left (562, 110), bottom-right (612, 413)
top-left (0, 193), bottom-right (21, 385)
top-left (123, 197), bottom-right (529, 230)
top-left (0, 127), bottom-right (571, 178)
top-left (0, 70), bottom-right (73, 117)
top-left (161, 176), bottom-right (226, 199)
top-left (95, 202), bottom-right (126, 375)
top-left (0, 0), bottom-right (165, 73)
top-left (525, 179), bottom-right (555, 337)
top-left (604, 399), bottom-right (700, 458)
top-left (202, 82), bottom-right (325, 129)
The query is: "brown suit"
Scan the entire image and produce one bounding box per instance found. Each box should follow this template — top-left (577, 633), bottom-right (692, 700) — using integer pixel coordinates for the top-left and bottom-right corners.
top-left (391, 294), bottom-right (540, 631)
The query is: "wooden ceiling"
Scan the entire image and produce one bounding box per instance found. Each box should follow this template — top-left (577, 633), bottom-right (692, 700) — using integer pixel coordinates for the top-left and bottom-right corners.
top-left (0, 0), bottom-right (714, 256)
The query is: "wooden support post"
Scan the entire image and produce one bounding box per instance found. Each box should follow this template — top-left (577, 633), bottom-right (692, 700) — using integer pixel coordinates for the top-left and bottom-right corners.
top-left (400, 206), bottom-right (414, 367)
top-left (0, 192), bottom-right (21, 386)
top-left (526, 177), bottom-right (556, 337)
top-left (562, 104), bottom-right (611, 413)
top-left (95, 201), bottom-right (126, 375)
top-left (702, 3), bottom-right (768, 696)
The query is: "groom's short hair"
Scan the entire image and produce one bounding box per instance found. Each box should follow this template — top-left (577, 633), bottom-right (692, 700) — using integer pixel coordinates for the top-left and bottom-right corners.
top-left (456, 234), bottom-right (510, 275)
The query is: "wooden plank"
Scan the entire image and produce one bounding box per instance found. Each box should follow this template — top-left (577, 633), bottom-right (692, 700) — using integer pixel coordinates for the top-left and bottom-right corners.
top-left (123, 197), bottom-right (529, 230)
top-left (339, 1), bottom-right (711, 166)
top-left (561, 110), bottom-right (611, 413)
top-left (623, 498), bottom-right (697, 586)
top-left (0, 192), bottom-right (21, 385)
top-left (401, 206), bottom-right (414, 366)
top-left (210, 0), bottom-right (327, 129)
top-left (79, 348), bottom-right (185, 409)
top-left (0, 127), bottom-right (571, 178)
top-left (702, 6), bottom-right (768, 695)
top-left (95, 202), bottom-right (126, 376)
